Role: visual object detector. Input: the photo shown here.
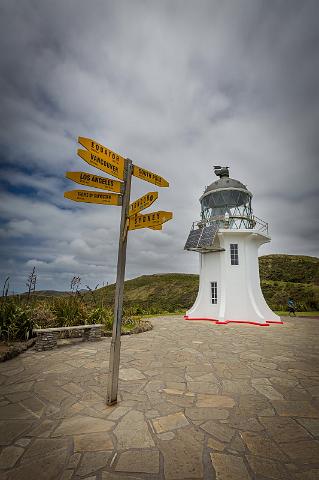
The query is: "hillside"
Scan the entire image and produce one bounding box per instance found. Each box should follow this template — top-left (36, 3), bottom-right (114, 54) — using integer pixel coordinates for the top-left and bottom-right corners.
top-left (83, 255), bottom-right (319, 313)
top-left (84, 273), bottom-right (199, 314)
top-left (19, 255), bottom-right (318, 313)
top-left (259, 255), bottom-right (319, 311)
top-left (259, 254), bottom-right (319, 285)
top-left (22, 290), bottom-right (70, 298)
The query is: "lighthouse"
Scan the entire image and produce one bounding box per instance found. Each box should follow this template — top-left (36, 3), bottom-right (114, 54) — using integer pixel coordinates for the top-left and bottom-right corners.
top-left (184, 166), bottom-right (281, 326)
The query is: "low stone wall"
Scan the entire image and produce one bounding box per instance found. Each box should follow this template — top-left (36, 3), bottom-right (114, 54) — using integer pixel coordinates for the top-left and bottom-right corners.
top-left (34, 325), bottom-right (103, 351)
top-left (0, 338), bottom-right (36, 362)
top-left (35, 331), bottom-right (59, 351)
top-left (129, 320), bottom-right (153, 335)
top-left (83, 326), bottom-right (102, 341)
top-left (1, 321), bottom-right (153, 361)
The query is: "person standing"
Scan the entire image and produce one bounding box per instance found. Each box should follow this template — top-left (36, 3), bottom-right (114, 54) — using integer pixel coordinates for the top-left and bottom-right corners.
top-left (287, 298), bottom-right (296, 316)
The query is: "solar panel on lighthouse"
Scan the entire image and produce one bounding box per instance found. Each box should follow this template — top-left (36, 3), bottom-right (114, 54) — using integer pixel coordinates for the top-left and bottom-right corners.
top-left (198, 224), bottom-right (218, 248)
top-left (184, 229), bottom-right (202, 250)
top-left (184, 223), bottom-right (219, 250)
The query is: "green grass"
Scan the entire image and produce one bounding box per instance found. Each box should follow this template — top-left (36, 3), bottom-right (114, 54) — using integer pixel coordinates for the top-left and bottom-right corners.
top-left (261, 279), bottom-right (319, 312)
top-left (259, 254), bottom-right (319, 284)
top-left (82, 273), bottom-right (200, 315)
top-left (275, 311), bottom-right (319, 317)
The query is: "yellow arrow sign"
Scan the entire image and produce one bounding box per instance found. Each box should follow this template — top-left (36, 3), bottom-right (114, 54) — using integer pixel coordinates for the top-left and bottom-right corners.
top-left (77, 149), bottom-right (125, 181)
top-left (64, 190), bottom-right (122, 206)
top-left (129, 211), bottom-right (173, 230)
top-left (66, 171), bottom-right (123, 194)
top-left (78, 137), bottom-right (125, 177)
top-left (149, 225), bottom-right (163, 230)
top-left (129, 191), bottom-right (158, 216)
top-left (132, 165), bottom-right (169, 187)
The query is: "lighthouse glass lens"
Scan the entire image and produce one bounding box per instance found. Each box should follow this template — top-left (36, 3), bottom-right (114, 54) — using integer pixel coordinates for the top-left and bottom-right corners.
top-left (202, 190), bottom-right (250, 209)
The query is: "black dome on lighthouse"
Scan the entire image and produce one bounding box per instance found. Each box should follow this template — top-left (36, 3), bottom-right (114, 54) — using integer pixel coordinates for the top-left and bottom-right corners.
top-left (200, 167), bottom-right (252, 210)
top-left (202, 176), bottom-right (250, 195)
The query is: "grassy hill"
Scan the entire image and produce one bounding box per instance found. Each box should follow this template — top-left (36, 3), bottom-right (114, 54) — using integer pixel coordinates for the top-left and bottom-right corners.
top-left (83, 255), bottom-right (319, 314)
top-left (22, 290), bottom-right (70, 298)
top-left (259, 254), bottom-right (319, 285)
top-left (20, 254), bottom-right (318, 313)
top-left (84, 273), bottom-right (199, 314)
top-left (258, 255), bottom-right (319, 311)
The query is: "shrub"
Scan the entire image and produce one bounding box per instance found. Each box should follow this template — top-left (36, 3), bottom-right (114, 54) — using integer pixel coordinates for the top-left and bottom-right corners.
top-left (122, 316), bottom-right (137, 327)
top-left (31, 302), bottom-right (58, 329)
top-left (51, 296), bottom-right (88, 327)
top-left (0, 298), bottom-right (34, 342)
top-left (87, 306), bottom-right (113, 330)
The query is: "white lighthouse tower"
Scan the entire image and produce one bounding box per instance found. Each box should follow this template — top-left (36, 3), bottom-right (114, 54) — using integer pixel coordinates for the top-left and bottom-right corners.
top-left (184, 166), bottom-right (281, 326)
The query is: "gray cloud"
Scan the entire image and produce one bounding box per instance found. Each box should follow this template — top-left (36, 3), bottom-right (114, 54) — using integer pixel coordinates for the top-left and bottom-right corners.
top-left (0, 0), bottom-right (318, 292)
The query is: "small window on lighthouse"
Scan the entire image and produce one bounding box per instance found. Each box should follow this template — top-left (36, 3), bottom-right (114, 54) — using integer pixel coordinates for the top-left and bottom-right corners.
top-left (230, 244), bottom-right (239, 265)
top-left (211, 282), bottom-right (217, 304)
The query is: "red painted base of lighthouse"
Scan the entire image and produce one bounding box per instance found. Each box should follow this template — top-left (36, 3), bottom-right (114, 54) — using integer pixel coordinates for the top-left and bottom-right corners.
top-left (184, 315), bottom-right (283, 326)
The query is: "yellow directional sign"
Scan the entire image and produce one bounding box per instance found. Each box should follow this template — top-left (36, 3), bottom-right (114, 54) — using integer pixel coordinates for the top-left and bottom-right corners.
top-left (77, 149), bottom-right (125, 181)
top-left (66, 171), bottom-right (123, 194)
top-left (64, 189), bottom-right (122, 206)
top-left (132, 165), bottom-right (169, 187)
top-left (78, 137), bottom-right (125, 177)
top-left (129, 211), bottom-right (173, 231)
top-left (129, 192), bottom-right (158, 216)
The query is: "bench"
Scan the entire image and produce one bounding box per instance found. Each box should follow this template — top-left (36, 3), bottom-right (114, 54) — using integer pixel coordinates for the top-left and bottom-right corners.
top-left (33, 324), bottom-right (103, 351)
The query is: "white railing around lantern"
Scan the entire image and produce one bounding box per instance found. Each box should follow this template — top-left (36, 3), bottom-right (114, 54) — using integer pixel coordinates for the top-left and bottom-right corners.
top-left (191, 215), bottom-right (268, 235)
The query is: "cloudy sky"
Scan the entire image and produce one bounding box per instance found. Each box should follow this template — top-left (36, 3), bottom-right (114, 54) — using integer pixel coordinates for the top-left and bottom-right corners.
top-left (0, 0), bottom-right (318, 293)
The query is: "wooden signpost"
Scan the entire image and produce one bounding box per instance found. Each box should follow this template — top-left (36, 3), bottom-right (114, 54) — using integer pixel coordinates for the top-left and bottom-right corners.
top-left (132, 165), bottom-right (169, 187)
top-left (64, 137), bottom-right (172, 405)
top-left (78, 137), bottom-right (125, 177)
top-left (129, 192), bottom-right (158, 216)
top-left (77, 149), bottom-right (125, 180)
top-left (129, 211), bottom-right (173, 230)
top-left (66, 171), bottom-right (123, 193)
top-left (64, 190), bottom-right (122, 206)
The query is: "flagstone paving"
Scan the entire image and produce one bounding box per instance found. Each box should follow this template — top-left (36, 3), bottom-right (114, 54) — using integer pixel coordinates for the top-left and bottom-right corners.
top-left (0, 315), bottom-right (319, 479)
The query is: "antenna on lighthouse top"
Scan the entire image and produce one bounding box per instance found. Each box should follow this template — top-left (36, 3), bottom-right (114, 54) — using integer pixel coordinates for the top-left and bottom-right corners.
top-left (213, 166), bottom-right (229, 178)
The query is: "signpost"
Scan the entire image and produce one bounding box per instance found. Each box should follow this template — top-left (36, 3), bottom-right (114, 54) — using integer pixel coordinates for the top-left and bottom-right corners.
top-left (129, 211), bottom-right (173, 230)
top-left (64, 190), bottom-right (122, 206)
top-left (78, 149), bottom-right (125, 180)
top-left (107, 159), bottom-right (133, 405)
top-left (78, 137), bottom-right (125, 175)
top-left (132, 165), bottom-right (169, 187)
top-left (129, 191), bottom-right (158, 216)
top-left (64, 136), bottom-right (172, 406)
top-left (66, 171), bottom-right (123, 194)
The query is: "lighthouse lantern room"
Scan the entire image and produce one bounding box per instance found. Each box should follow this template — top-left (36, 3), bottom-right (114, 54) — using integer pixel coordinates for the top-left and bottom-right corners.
top-left (184, 166), bottom-right (281, 326)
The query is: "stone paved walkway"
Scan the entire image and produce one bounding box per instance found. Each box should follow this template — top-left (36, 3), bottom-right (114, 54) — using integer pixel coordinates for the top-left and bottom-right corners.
top-left (0, 316), bottom-right (319, 480)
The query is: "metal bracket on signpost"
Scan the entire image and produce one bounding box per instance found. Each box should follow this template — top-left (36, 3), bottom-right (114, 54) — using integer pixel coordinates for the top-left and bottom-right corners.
top-left (106, 158), bottom-right (133, 405)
